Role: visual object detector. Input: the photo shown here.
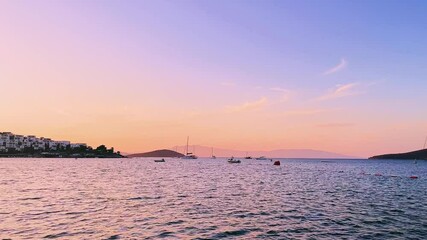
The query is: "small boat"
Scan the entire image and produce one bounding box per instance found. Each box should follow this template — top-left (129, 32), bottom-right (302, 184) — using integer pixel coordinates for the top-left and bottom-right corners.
top-left (182, 154), bottom-right (197, 159)
top-left (227, 157), bottom-right (241, 163)
top-left (244, 152), bottom-right (252, 159)
top-left (154, 159), bottom-right (165, 162)
top-left (256, 156), bottom-right (271, 160)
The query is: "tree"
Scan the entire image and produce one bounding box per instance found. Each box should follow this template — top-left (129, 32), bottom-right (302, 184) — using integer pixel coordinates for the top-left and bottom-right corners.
top-left (78, 145), bottom-right (87, 152)
top-left (96, 145), bottom-right (107, 152)
top-left (23, 146), bottom-right (35, 154)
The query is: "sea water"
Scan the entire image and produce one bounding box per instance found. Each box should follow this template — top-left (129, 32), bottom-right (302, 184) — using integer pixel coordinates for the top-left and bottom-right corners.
top-left (0, 158), bottom-right (426, 239)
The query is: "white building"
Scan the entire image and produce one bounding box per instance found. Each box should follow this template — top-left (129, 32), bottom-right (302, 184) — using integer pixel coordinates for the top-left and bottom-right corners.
top-left (71, 143), bottom-right (87, 148)
top-left (57, 141), bottom-right (71, 148)
top-left (0, 132), bottom-right (84, 153)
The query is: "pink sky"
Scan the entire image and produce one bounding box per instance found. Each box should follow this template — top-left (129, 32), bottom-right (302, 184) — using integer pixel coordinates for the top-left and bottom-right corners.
top-left (1, 1), bottom-right (426, 158)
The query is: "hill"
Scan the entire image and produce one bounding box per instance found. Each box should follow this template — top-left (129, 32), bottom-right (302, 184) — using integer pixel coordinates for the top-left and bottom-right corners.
top-left (127, 149), bottom-right (184, 158)
top-left (369, 149), bottom-right (427, 160)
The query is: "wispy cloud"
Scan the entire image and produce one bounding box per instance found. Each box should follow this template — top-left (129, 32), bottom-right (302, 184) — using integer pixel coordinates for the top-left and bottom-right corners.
top-left (323, 58), bottom-right (347, 75)
top-left (270, 87), bottom-right (291, 102)
top-left (220, 82), bottom-right (236, 87)
top-left (55, 109), bottom-right (71, 117)
top-left (283, 108), bottom-right (338, 116)
top-left (317, 123), bottom-right (355, 128)
top-left (366, 79), bottom-right (386, 87)
top-left (317, 82), bottom-right (360, 101)
top-left (270, 87), bottom-right (290, 93)
top-left (226, 97), bottom-right (268, 113)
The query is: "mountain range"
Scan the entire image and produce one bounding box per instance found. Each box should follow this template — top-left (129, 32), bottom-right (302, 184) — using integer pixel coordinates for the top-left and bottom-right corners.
top-left (162, 145), bottom-right (357, 158)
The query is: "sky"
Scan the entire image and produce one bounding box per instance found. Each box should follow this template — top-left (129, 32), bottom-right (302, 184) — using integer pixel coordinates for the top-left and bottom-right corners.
top-left (1, 0), bottom-right (427, 157)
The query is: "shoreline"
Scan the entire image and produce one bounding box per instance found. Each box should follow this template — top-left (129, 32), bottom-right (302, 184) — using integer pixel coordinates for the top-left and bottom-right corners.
top-left (0, 153), bottom-right (125, 158)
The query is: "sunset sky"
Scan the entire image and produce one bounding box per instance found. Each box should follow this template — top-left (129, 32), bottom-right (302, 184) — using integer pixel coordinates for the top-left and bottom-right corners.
top-left (1, 0), bottom-right (426, 157)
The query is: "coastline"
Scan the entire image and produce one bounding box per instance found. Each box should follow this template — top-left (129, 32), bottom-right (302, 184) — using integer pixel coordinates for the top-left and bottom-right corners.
top-left (0, 153), bottom-right (125, 158)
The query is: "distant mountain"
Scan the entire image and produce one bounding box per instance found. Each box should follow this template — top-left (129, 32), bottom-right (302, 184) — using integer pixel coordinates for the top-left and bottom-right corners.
top-left (369, 149), bottom-right (427, 160)
top-left (170, 145), bottom-right (356, 159)
top-left (266, 149), bottom-right (356, 159)
top-left (127, 149), bottom-right (184, 158)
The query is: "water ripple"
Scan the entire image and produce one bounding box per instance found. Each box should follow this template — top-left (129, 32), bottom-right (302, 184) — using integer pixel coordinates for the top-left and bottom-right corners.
top-left (0, 158), bottom-right (426, 239)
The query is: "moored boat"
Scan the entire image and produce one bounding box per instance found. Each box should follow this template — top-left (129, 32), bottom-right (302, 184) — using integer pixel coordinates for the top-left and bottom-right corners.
top-left (181, 136), bottom-right (198, 159)
top-left (228, 157), bottom-right (241, 163)
top-left (182, 154), bottom-right (197, 159)
top-left (211, 147), bottom-right (216, 159)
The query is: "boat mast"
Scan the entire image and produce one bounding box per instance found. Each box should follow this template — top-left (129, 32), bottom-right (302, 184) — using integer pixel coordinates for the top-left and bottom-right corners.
top-left (186, 136), bottom-right (189, 155)
top-left (424, 136), bottom-right (427, 149)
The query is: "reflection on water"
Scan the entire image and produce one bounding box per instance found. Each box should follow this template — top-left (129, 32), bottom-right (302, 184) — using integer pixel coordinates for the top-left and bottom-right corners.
top-left (0, 158), bottom-right (426, 239)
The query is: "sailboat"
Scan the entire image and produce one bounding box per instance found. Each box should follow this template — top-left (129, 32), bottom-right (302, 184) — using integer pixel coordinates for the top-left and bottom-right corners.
top-left (244, 151), bottom-right (252, 159)
top-left (181, 136), bottom-right (198, 159)
top-left (211, 147), bottom-right (216, 159)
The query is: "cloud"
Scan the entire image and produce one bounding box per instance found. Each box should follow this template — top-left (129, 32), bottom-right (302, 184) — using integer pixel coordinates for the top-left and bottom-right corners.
top-left (317, 123), bottom-right (355, 128)
top-left (283, 108), bottom-right (338, 116)
top-left (323, 58), bottom-right (347, 75)
top-left (317, 82), bottom-right (360, 101)
top-left (366, 79), bottom-right (386, 87)
top-left (220, 82), bottom-right (236, 87)
top-left (226, 97), bottom-right (268, 113)
top-left (270, 87), bottom-right (288, 92)
top-left (270, 87), bottom-right (291, 102)
top-left (55, 109), bottom-right (71, 116)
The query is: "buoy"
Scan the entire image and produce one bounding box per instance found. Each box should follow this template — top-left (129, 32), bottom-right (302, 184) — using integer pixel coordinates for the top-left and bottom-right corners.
top-left (409, 176), bottom-right (418, 179)
top-left (273, 160), bottom-right (280, 166)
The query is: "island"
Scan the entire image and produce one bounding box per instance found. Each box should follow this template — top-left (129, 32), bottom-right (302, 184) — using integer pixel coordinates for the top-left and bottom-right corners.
top-left (0, 132), bottom-right (124, 158)
top-left (127, 149), bottom-right (184, 158)
top-left (369, 148), bottom-right (427, 160)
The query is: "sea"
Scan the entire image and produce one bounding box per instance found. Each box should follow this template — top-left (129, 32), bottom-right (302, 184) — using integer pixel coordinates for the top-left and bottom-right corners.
top-left (0, 158), bottom-right (426, 239)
